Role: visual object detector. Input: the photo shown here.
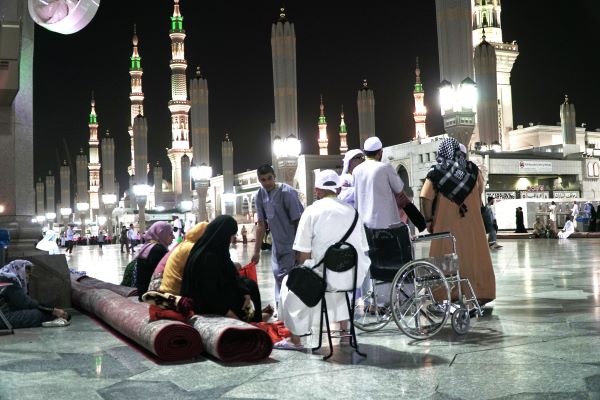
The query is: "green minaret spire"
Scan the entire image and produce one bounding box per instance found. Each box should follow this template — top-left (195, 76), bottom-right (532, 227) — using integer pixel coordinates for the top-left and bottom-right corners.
top-left (319, 95), bottom-right (327, 124)
top-left (414, 57), bottom-right (423, 93)
top-left (171, 0), bottom-right (184, 32)
top-left (89, 92), bottom-right (97, 124)
top-left (339, 105), bottom-right (347, 133)
top-left (130, 24), bottom-right (141, 71)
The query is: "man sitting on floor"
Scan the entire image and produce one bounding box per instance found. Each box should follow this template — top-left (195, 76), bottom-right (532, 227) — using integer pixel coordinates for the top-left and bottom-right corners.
top-left (275, 170), bottom-right (370, 350)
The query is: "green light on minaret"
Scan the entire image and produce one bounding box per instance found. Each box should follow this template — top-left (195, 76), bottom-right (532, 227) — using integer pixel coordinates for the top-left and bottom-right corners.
top-left (130, 55), bottom-right (141, 70)
top-left (339, 117), bottom-right (347, 133)
top-left (89, 113), bottom-right (97, 124)
top-left (319, 115), bottom-right (327, 124)
top-left (171, 15), bottom-right (183, 31)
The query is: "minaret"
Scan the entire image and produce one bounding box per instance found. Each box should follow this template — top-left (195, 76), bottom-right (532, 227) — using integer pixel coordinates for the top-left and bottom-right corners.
top-left (471, 0), bottom-right (518, 144)
top-left (128, 24), bottom-right (144, 176)
top-left (153, 162), bottom-right (163, 208)
top-left (35, 177), bottom-right (44, 217)
top-left (190, 67), bottom-right (210, 167)
top-left (45, 171), bottom-right (55, 216)
top-left (474, 33), bottom-right (500, 146)
top-left (76, 148), bottom-right (88, 207)
top-left (560, 95), bottom-right (576, 145)
top-left (413, 57), bottom-right (428, 140)
top-left (88, 94), bottom-right (101, 213)
top-left (357, 79), bottom-right (375, 148)
top-left (271, 8), bottom-right (298, 156)
top-left (100, 130), bottom-right (116, 196)
top-left (317, 95), bottom-right (328, 155)
top-left (222, 133), bottom-right (234, 215)
top-left (59, 160), bottom-right (71, 211)
top-left (133, 115), bottom-right (148, 185)
top-left (339, 106), bottom-right (348, 155)
top-left (167, 0), bottom-right (192, 198)
top-left (435, 0), bottom-right (474, 87)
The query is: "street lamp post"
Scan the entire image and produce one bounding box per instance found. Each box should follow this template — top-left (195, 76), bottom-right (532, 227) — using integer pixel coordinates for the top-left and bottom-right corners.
top-left (76, 202), bottom-right (89, 239)
top-left (101, 194), bottom-right (117, 237)
top-left (273, 135), bottom-right (301, 186)
top-left (133, 184), bottom-right (150, 234)
top-left (191, 164), bottom-right (212, 223)
top-left (439, 78), bottom-right (477, 146)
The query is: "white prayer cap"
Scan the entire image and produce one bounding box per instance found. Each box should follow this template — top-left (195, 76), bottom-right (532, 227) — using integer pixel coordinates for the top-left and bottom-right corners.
top-left (459, 143), bottom-right (467, 154)
top-left (315, 169), bottom-right (341, 191)
top-left (363, 136), bottom-right (383, 152)
top-left (342, 149), bottom-right (364, 174)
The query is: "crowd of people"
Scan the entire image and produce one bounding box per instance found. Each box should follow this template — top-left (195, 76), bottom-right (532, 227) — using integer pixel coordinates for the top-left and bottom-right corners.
top-left (2, 136), bottom-right (501, 355)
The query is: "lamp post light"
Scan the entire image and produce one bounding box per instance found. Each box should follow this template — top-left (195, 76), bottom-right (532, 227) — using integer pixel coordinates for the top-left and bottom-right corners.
top-left (60, 207), bottom-right (72, 230)
top-left (133, 184), bottom-right (150, 234)
top-left (273, 134), bottom-right (301, 186)
top-left (45, 212), bottom-right (56, 231)
top-left (101, 194), bottom-right (117, 236)
top-left (191, 163), bottom-right (212, 223)
top-left (76, 202), bottom-right (89, 239)
top-left (439, 78), bottom-right (477, 146)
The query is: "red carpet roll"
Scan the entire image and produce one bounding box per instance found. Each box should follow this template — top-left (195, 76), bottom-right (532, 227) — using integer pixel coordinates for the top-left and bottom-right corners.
top-left (70, 273), bottom-right (138, 297)
top-left (72, 283), bottom-right (202, 362)
top-left (189, 315), bottom-right (272, 362)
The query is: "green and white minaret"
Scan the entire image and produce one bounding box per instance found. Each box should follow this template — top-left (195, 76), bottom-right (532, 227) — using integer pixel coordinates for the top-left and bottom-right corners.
top-left (339, 106), bottom-right (348, 155)
top-left (128, 24), bottom-right (144, 176)
top-left (88, 94), bottom-right (100, 213)
top-left (167, 0), bottom-right (192, 198)
top-left (317, 95), bottom-right (328, 155)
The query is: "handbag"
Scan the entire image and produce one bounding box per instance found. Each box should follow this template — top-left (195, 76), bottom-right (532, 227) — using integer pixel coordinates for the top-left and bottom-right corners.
top-left (286, 210), bottom-right (359, 307)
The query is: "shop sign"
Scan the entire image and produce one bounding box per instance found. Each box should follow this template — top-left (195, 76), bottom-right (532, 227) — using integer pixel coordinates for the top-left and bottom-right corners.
top-left (518, 160), bottom-right (553, 173)
top-left (553, 191), bottom-right (579, 199)
top-left (520, 191), bottom-right (549, 199)
top-left (486, 191), bottom-right (517, 200)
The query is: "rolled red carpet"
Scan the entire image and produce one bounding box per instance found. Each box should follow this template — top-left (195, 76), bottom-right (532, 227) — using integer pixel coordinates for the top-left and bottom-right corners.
top-left (72, 283), bottom-right (202, 362)
top-left (70, 273), bottom-right (138, 297)
top-left (189, 315), bottom-right (272, 362)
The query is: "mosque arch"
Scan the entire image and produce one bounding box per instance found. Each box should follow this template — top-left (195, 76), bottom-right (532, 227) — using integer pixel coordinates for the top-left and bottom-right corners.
top-left (397, 163), bottom-right (410, 187)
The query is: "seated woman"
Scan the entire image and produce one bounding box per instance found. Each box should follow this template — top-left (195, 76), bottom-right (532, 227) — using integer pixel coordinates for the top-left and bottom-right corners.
top-left (0, 260), bottom-right (70, 329)
top-left (134, 221), bottom-right (174, 301)
top-left (180, 215), bottom-right (262, 322)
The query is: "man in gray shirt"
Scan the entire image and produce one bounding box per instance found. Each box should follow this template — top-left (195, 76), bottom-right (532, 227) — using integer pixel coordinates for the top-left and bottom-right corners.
top-left (252, 164), bottom-right (304, 305)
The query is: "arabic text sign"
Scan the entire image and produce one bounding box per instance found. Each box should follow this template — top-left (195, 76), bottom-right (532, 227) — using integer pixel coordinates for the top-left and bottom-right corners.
top-left (518, 160), bottom-right (553, 173)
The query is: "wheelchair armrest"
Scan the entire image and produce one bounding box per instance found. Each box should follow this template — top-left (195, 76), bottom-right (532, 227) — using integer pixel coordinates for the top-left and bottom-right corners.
top-left (412, 232), bottom-right (455, 243)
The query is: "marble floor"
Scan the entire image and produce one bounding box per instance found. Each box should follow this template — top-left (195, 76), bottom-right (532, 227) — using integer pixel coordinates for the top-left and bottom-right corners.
top-left (1, 239), bottom-right (600, 400)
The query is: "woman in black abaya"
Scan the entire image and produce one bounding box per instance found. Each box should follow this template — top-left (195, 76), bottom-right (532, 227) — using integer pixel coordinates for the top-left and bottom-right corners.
top-left (180, 215), bottom-right (262, 322)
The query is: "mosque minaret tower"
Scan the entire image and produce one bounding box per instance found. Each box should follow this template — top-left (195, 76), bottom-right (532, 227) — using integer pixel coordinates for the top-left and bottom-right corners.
top-left (317, 96), bottom-right (328, 155)
top-left (357, 79), bottom-right (375, 149)
top-left (87, 94), bottom-right (100, 213)
top-left (413, 57), bottom-right (428, 140)
top-left (339, 107), bottom-right (348, 155)
top-left (271, 8), bottom-right (298, 166)
top-left (190, 67), bottom-right (210, 168)
top-left (471, 0), bottom-right (518, 149)
top-left (166, 0), bottom-right (192, 198)
top-left (128, 24), bottom-right (144, 176)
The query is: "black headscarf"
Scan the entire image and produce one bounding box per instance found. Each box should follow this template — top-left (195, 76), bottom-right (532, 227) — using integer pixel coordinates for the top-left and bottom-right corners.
top-left (180, 215), bottom-right (239, 312)
top-left (426, 137), bottom-right (479, 217)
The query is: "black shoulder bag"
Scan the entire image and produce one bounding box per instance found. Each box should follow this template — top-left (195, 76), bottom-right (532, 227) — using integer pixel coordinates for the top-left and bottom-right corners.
top-left (286, 210), bottom-right (359, 307)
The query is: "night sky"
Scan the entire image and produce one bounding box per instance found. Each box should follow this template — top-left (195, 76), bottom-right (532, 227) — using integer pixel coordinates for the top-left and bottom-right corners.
top-left (33, 1), bottom-right (600, 197)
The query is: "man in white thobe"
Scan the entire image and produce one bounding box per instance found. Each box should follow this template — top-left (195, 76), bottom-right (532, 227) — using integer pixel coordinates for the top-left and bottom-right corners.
top-left (276, 170), bottom-right (370, 350)
top-left (558, 215), bottom-right (575, 239)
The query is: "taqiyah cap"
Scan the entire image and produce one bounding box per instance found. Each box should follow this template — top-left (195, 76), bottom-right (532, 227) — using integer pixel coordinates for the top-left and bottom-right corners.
top-left (342, 149), bottom-right (364, 174)
top-left (363, 136), bottom-right (383, 152)
top-left (315, 169), bottom-right (341, 191)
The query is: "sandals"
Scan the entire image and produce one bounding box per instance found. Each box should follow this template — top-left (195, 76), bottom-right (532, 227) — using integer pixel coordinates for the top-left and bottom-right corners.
top-left (42, 317), bottom-right (71, 328)
top-left (273, 338), bottom-right (304, 351)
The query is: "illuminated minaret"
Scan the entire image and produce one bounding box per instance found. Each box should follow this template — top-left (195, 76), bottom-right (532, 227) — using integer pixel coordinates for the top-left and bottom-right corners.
top-left (59, 160), bottom-right (71, 211)
top-left (317, 95), bottom-right (328, 155)
top-left (271, 8), bottom-right (298, 162)
top-left (88, 94), bottom-right (101, 213)
top-left (75, 149), bottom-right (88, 207)
top-left (166, 0), bottom-right (192, 197)
top-left (35, 177), bottom-right (44, 216)
top-left (339, 106), bottom-right (348, 155)
top-left (190, 67), bottom-right (210, 167)
top-left (413, 57), bottom-right (428, 140)
top-left (471, 0), bottom-right (518, 147)
top-left (357, 79), bottom-right (375, 148)
top-left (100, 130), bottom-right (116, 196)
top-left (45, 171), bottom-right (55, 216)
top-left (128, 24), bottom-right (144, 176)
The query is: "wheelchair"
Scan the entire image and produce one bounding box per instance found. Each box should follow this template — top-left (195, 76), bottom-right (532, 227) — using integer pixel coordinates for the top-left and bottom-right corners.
top-left (353, 224), bottom-right (483, 339)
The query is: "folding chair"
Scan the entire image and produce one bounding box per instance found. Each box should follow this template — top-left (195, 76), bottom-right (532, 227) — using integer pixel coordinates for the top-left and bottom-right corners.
top-left (0, 282), bottom-right (14, 335)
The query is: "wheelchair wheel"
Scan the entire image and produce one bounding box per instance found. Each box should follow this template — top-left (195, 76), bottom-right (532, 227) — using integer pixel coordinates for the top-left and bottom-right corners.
top-left (391, 260), bottom-right (451, 340)
top-left (353, 290), bottom-right (392, 332)
top-left (451, 307), bottom-right (470, 335)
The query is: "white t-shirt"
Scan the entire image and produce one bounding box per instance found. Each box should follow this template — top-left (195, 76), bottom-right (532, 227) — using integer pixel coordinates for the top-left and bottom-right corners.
top-left (352, 159), bottom-right (404, 229)
top-left (293, 196), bottom-right (370, 291)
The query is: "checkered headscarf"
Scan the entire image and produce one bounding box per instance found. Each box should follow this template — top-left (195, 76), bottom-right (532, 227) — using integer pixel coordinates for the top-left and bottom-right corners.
top-left (426, 138), bottom-right (479, 217)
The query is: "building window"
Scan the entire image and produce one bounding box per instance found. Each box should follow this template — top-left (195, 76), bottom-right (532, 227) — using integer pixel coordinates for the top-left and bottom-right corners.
top-left (594, 163), bottom-right (600, 177)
